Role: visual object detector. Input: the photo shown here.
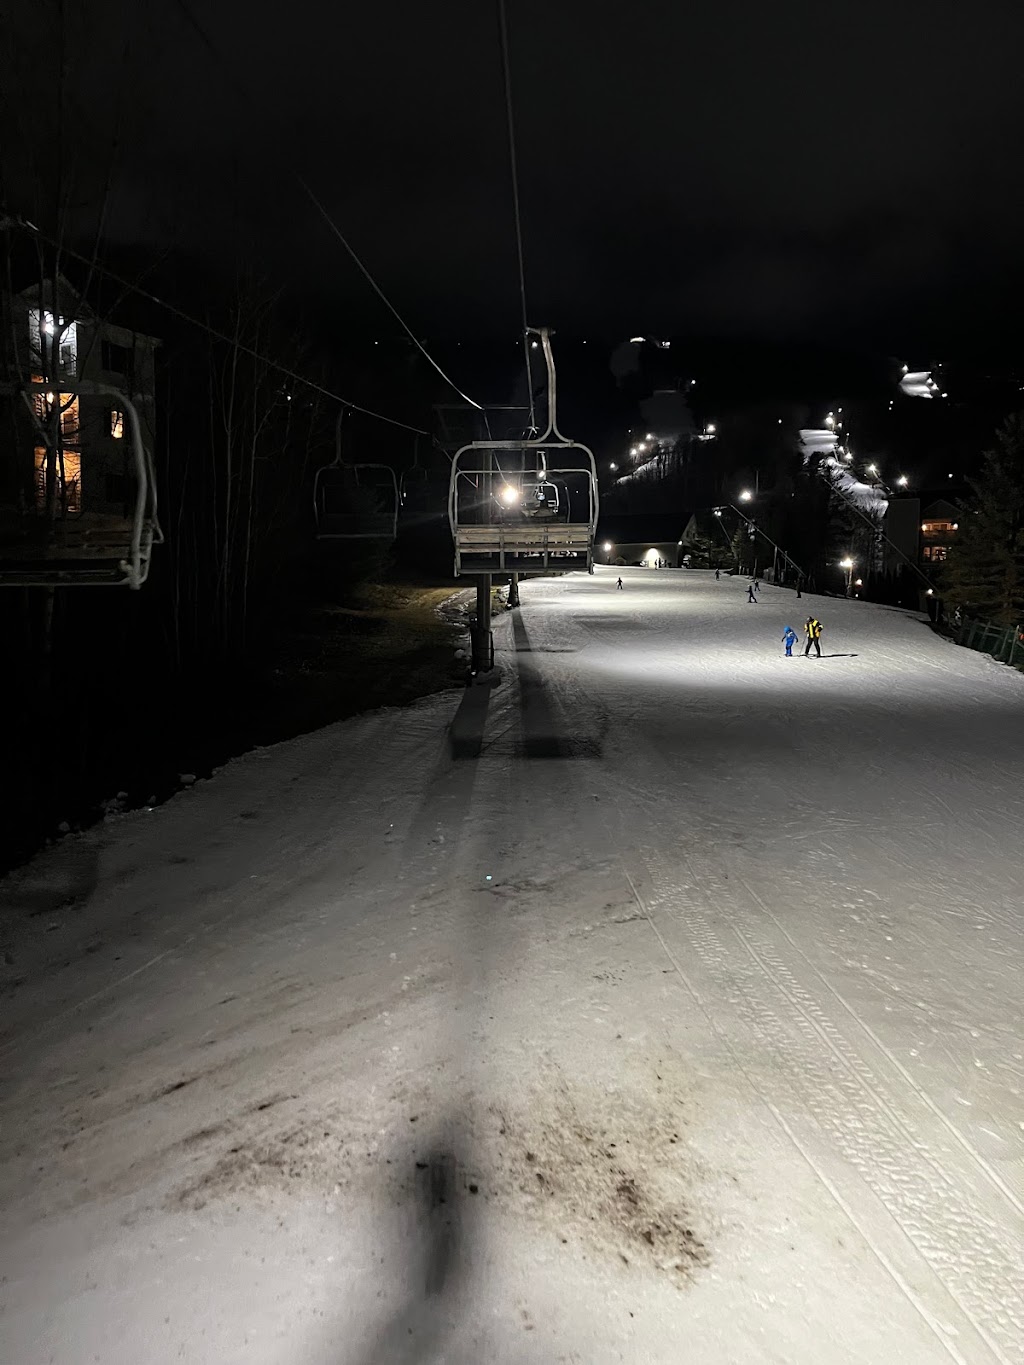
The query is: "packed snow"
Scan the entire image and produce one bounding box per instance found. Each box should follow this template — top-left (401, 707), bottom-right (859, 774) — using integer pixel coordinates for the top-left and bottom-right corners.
top-left (2, 567), bottom-right (1023, 1364)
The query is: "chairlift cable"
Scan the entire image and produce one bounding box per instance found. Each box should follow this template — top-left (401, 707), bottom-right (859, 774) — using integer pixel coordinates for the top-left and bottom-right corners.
top-left (168, 0), bottom-right (484, 413)
top-left (296, 177), bottom-right (483, 411)
top-left (7, 216), bottom-right (429, 435)
top-left (497, 0), bottom-right (536, 434)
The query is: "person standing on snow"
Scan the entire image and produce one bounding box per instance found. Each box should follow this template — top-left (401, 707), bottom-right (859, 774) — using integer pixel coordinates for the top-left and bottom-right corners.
top-left (747, 584), bottom-right (758, 603)
top-left (715, 568), bottom-right (721, 580)
top-left (804, 615), bottom-right (823, 657)
top-left (616, 576), bottom-right (623, 590)
top-left (782, 624), bottom-right (797, 656)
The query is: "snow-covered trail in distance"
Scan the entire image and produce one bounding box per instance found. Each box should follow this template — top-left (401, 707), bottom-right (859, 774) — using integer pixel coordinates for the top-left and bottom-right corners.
top-left (1, 566), bottom-right (1023, 1365)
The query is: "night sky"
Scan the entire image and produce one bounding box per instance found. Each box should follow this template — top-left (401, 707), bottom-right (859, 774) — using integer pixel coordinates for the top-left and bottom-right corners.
top-left (7, 0), bottom-right (1024, 357)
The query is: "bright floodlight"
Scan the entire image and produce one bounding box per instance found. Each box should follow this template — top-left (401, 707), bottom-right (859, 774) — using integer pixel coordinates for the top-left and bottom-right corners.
top-left (500, 485), bottom-right (519, 505)
top-left (609, 462), bottom-right (618, 470)
top-left (897, 475), bottom-right (909, 487)
top-left (739, 489), bottom-right (753, 502)
top-left (713, 509), bottom-right (722, 517)
top-left (840, 557), bottom-right (854, 569)
top-left (706, 423), bottom-right (716, 434)
top-left (602, 542), bottom-right (612, 552)
top-left (867, 463), bottom-right (878, 475)
top-left (645, 432), bottom-right (654, 440)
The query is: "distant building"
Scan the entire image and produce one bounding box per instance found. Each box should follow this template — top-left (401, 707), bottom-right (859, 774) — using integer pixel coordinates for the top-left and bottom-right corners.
top-left (601, 540), bottom-right (681, 567)
top-left (882, 494), bottom-right (960, 575)
top-left (598, 513), bottom-right (689, 567)
top-left (2, 275), bottom-right (159, 522)
top-left (919, 499), bottom-right (960, 564)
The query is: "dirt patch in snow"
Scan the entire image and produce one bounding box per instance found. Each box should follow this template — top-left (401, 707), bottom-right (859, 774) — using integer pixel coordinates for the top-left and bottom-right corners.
top-left (480, 1099), bottom-right (709, 1282)
top-left (170, 1083), bottom-right (710, 1286)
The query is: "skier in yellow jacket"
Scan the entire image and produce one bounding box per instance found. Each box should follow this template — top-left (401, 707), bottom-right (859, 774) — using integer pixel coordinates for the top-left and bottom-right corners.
top-left (804, 616), bottom-right (823, 657)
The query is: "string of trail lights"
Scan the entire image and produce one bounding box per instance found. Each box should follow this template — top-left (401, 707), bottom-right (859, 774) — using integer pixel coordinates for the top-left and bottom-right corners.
top-left (497, 0), bottom-right (536, 435)
top-left (169, 0), bottom-right (484, 413)
top-left (7, 216), bottom-right (430, 435)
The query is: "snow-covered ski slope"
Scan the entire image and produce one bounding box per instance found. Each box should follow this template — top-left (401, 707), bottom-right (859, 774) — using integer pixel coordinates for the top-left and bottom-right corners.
top-left (2, 566), bottom-right (1023, 1365)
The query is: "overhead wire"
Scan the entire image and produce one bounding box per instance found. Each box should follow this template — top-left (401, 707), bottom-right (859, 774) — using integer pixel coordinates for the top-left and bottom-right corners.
top-left (497, 0), bottom-right (536, 434)
top-left (168, 0), bottom-right (484, 412)
top-left (296, 177), bottom-right (483, 412)
top-left (7, 215), bottom-right (429, 434)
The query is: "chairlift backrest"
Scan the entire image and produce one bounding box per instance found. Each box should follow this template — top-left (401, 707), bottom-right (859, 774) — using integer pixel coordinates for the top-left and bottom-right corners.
top-left (313, 461), bottom-right (399, 540)
top-left (0, 380), bottom-right (162, 588)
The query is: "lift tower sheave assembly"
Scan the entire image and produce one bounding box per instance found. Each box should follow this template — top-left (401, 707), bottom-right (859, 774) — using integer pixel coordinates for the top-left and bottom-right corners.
top-left (447, 329), bottom-right (598, 672)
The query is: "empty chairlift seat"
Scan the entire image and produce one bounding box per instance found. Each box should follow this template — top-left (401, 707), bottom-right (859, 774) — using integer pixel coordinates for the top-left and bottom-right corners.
top-left (313, 463), bottom-right (400, 540)
top-left (0, 383), bottom-right (162, 589)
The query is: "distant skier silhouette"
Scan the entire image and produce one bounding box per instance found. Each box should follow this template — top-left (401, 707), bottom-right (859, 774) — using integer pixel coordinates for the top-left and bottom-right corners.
top-left (782, 624), bottom-right (797, 656)
top-left (804, 615), bottom-right (822, 657)
top-left (616, 577), bottom-right (623, 590)
top-left (715, 568), bottom-right (721, 580)
top-left (747, 584), bottom-right (758, 603)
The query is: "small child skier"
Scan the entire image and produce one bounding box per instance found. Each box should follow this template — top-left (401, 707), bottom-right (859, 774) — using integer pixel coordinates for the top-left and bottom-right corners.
top-left (782, 624), bottom-right (797, 657)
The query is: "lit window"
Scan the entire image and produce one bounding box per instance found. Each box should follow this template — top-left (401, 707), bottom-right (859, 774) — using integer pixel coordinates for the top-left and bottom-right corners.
top-left (34, 447), bottom-right (82, 514)
top-left (33, 390), bottom-right (80, 442)
top-left (29, 311), bottom-right (77, 376)
top-left (110, 409), bottom-right (124, 439)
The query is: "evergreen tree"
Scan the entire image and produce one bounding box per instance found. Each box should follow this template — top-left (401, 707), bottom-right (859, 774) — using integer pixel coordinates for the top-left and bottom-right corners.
top-left (730, 521), bottom-right (755, 574)
top-left (942, 414), bottom-right (1024, 624)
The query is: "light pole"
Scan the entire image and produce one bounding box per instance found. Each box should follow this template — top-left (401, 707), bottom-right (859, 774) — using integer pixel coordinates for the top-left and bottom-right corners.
top-left (840, 556), bottom-right (855, 597)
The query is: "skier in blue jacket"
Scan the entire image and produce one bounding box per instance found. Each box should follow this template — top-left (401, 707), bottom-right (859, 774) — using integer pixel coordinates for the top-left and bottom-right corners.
top-left (782, 624), bottom-right (797, 656)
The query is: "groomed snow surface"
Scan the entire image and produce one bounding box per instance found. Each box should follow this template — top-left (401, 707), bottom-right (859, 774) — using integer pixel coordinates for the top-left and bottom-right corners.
top-left (2, 567), bottom-right (1023, 1364)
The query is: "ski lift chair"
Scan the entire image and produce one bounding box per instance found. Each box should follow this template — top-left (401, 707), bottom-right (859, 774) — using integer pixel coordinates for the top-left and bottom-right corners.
top-left (448, 328), bottom-right (598, 574)
top-left (313, 462), bottom-right (400, 540)
top-left (0, 382), bottom-right (162, 589)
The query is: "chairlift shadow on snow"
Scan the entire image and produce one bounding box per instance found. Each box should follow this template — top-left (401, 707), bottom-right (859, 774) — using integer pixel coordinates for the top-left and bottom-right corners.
top-left (448, 677), bottom-right (495, 760)
top-left (512, 613), bottom-right (603, 759)
top-left (349, 611), bottom-right (603, 1364)
top-left (341, 1140), bottom-right (474, 1365)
